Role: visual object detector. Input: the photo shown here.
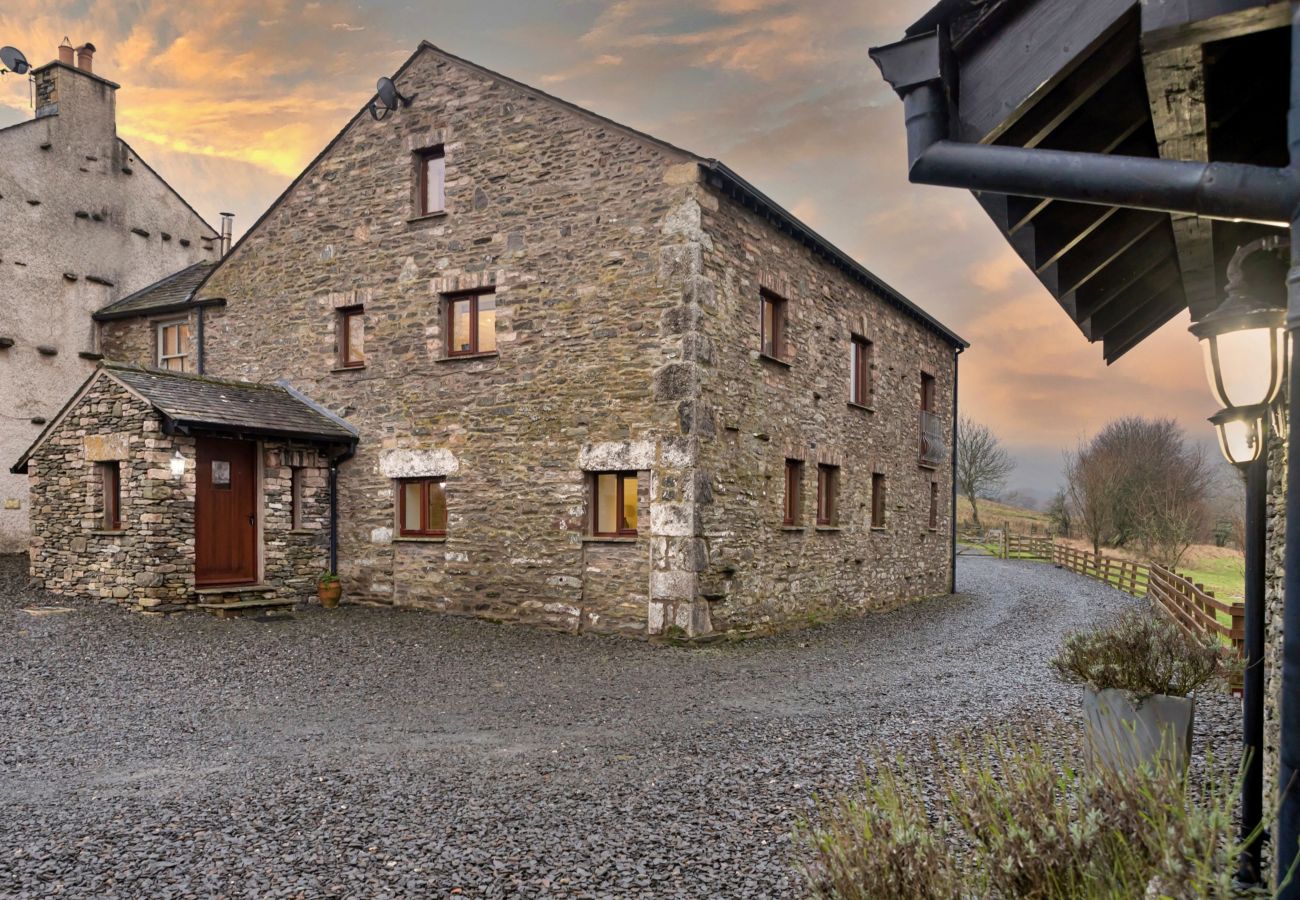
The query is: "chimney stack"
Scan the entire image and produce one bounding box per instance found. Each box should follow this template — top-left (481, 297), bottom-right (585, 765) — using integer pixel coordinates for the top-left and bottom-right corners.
top-left (57, 38), bottom-right (74, 66)
top-left (75, 42), bottom-right (95, 73)
top-left (219, 213), bottom-right (234, 257)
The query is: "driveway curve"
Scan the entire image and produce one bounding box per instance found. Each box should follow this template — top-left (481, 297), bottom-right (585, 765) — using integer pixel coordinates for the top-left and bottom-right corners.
top-left (0, 554), bottom-right (1238, 898)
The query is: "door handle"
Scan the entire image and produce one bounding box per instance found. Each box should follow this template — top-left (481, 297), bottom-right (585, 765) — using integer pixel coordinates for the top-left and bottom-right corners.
top-left (248, 514), bottom-right (256, 526)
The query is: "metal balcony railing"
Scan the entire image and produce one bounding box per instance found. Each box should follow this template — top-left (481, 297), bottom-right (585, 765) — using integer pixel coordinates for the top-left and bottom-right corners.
top-left (920, 410), bottom-right (946, 467)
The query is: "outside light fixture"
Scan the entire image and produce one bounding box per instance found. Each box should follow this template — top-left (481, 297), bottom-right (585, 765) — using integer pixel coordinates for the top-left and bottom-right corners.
top-left (1209, 405), bottom-right (1267, 467)
top-left (1189, 237), bottom-right (1287, 414)
top-left (169, 449), bottom-right (186, 479)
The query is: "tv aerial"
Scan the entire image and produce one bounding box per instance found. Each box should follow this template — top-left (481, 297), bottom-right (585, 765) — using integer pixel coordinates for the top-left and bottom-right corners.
top-left (368, 76), bottom-right (411, 121)
top-left (0, 46), bottom-right (30, 76)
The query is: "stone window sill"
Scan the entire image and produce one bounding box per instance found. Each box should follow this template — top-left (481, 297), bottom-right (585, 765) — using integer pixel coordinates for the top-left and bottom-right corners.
top-left (393, 536), bottom-right (447, 543)
top-left (583, 535), bottom-right (639, 544)
top-left (815, 525), bottom-right (843, 532)
top-left (780, 525), bottom-right (806, 532)
top-left (847, 401), bottom-right (875, 413)
top-left (436, 351), bottom-right (500, 363)
top-left (90, 529), bottom-right (126, 536)
top-left (331, 365), bottom-right (367, 374)
top-left (871, 526), bottom-right (888, 532)
top-left (288, 529), bottom-right (316, 536)
top-left (918, 460), bottom-right (940, 471)
top-left (406, 211), bottom-right (448, 224)
top-left (927, 527), bottom-right (939, 533)
top-left (757, 352), bottom-right (792, 369)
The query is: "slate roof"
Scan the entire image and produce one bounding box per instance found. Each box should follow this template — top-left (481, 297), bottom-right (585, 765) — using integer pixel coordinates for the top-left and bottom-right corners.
top-left (11, 364), bottom-right (356, 473)
top-left (93, 261), bottom-right (218, 321)
top-left (107, 364), bottom-right (358, 442)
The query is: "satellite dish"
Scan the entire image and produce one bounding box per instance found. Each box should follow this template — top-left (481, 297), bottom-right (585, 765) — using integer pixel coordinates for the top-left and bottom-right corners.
top-left (368, 76), bottom-right (412, 121)
top-left (0, 46), bottom-right (30, 76)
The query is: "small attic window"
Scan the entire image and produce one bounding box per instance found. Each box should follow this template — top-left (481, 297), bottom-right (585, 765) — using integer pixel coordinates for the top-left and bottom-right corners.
top-left (415, 147), bottom-right (445, 216)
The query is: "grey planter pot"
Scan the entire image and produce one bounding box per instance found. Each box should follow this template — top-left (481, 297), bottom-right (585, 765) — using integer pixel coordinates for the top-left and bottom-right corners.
top-left (1082, 687), bottom-right (1194, 775)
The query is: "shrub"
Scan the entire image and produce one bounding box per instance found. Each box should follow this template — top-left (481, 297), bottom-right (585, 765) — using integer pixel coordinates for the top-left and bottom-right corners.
top-left (1049, 608), bottom-right (1227, 697)
top-left (794, 732), bottom-right (1261, 899)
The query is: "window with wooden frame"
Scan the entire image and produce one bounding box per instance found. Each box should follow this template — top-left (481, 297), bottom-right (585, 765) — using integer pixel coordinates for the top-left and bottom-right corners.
top-left (397, 477), bottom-right (447, 537)
top-left (921, 372), bottom-right (936, 412)
top-left (290, 467), bottom-right (304, 530)
top-left (850, 335), bottom-right (873, 406)
top-left (156, 320), bottom-right (191, 372)
top-left (928, 480), bottom-right (939, 530)
top-left (591, 471), bottom-right (638, 537)
top-left (446, 291), bottom-right (497, 356)
top-left (338, 306), bottom-right (365, 368)
top-left (98, 461), bottom-right (121, 530)
top-left (816, 464), bottom-right (839, 527)
top-left (416, 147), bottom-right (445, 216)
top-left (760, 290), bottom-right (787, 360)
top-left (783, 459), bottom-right (803, 526)
top-left (871, 473), bottom-right (887, 529)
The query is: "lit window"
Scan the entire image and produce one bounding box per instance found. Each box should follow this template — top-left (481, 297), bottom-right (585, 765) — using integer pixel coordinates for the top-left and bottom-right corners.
top-left (157, 320), bottom-right (191, 372)
top-left (417, 148), bottom-right (445, 216)
top-left (816, 464), bottom-right (839, 527)
top-left (592, 471), bottom-right (638, 537)
top-left (446, 291), bottom-right (497, 356)
top-left (339, 307), bottom-right (364, 368)
top-left (397, 478), bottom-right (447, 537)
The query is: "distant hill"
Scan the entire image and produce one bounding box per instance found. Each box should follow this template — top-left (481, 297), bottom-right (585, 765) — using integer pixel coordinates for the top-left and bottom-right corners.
top-left (956, 496), bottom-right (1052, 534)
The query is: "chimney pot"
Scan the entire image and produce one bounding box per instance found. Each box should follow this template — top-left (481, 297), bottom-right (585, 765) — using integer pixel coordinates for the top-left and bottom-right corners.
top-left (75, 43), bottom-right (95, 73)
top-left (58, 39), bottom-right (74, 66)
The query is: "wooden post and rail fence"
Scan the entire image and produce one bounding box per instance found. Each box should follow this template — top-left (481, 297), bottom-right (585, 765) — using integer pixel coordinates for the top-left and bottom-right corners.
top-left (985, 533), bottom-right (1245, 666)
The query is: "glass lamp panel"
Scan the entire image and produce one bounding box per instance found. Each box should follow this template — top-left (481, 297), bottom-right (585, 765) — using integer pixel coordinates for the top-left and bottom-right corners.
top-left (622, 474), bottom-right (638, 531)
top-left (596, 474), bottom-right (617, 533)
top-left (1216, 416), bottom-right (1262, 465)
top-left (402, 482), bottom-right (422, 531)
top-left (452, 299), bottom-right (472, 352)
top-left (1212, 327), bottom-right (1276, 408)
top-left (426, 480), bottom-right (447, 533)
top-left (477, 296), bottom-right (497, 353)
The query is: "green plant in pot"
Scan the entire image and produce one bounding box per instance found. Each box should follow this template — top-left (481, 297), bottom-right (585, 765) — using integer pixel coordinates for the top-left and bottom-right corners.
top-left (317, 571), bottom-right (342, 609)
top-left (1050, 607), bottom-right (1230, 775)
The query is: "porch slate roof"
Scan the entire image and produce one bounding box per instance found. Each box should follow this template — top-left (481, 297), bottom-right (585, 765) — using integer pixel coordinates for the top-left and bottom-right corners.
top-left (10, 364), bottom-right (357, 473)
top-left (106, 364), bottom-right (358, 442)
top-left (93, 262), bottom-right (220, 321)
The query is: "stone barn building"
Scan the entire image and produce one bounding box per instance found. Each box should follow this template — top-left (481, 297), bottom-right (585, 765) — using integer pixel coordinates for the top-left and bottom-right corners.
top-left (15, 43), bottom-right (965, 638)
top-left (0, 40), bottom-right (220, 553)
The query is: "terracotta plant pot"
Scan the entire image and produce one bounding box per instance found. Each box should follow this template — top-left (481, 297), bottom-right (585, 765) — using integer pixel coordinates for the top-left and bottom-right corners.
top-left (317, 580), bottom-right (342, 609)
top-left (1082, 686), bottom-right (1194, 775)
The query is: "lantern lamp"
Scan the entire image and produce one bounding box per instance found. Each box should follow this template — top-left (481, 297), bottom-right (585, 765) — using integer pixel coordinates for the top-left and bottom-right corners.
top-left (1189, 237), bottom-right (1287, 411)
top-left (1209, 405), bottom-right (1267, 467)
top-left (169, 449), bottom-right (186, 479)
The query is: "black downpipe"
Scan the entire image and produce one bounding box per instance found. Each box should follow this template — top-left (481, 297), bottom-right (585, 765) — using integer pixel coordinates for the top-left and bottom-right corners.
top-left (951, 346), bottom-right (961, 594)
top-left (328, 444), bottom-right (356, 575)
top-left (1277, 6), bottom-right (1300, 893)
top-left (195, 306), bottom-right (205, 375)
top-left (1240, 445), bottom-right (1267, 886)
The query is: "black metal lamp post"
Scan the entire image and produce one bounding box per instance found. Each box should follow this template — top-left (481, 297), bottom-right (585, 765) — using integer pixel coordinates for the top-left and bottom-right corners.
top-left (1191, 240), bottom-right (1288, 887)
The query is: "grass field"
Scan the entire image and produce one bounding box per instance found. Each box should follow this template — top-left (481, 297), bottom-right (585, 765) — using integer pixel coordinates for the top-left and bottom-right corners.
top-left (956, 496), bottom-right (1053, 534)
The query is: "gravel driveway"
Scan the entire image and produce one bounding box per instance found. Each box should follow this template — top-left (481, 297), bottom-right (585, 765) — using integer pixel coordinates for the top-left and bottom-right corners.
top-left (0, 554), bottom-right (1239, 899)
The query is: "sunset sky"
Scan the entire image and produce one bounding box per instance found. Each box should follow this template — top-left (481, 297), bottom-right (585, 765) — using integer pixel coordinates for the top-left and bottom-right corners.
top-left (0, 1), bottom-right (1216, 500)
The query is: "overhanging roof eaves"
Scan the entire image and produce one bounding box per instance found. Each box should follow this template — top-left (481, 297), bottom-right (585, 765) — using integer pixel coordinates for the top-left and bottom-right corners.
top-left (700, 161), bottom-right (969, 349)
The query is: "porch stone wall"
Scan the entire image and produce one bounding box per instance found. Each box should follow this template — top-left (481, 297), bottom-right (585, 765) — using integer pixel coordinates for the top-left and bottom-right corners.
top-left (27, 375), bottom-right (333, 611)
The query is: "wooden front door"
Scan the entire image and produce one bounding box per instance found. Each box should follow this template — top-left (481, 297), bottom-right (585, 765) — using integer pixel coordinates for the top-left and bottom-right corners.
top-left (195, 437), bottom-right (258, 587)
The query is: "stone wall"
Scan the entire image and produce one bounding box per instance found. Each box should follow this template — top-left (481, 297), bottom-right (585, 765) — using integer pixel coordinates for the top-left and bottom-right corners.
top-left (0, 55), bottom-right (217, 552)
top-left (188, 45), bottom-right (958, 637)
top-left (100, 309), bottom-right (199, 369)
top-left (687, 180), bottom-right (957, 631)
top-left (1265, 415), bottom-right (1287, 799)
top-left (27, 372), bottom-right (332, 610)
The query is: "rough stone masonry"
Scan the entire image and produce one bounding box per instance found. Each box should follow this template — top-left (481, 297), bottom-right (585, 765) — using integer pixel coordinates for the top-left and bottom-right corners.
top-left (56, 43), bottom-right (964, 637)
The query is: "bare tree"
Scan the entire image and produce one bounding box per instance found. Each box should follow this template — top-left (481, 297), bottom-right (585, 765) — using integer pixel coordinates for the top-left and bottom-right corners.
top-left (1063, 417), bottom-right (1211, 564)
top-left (1046, 487), bottom-right (1072, 537)
top-left (956, 415), bottom-right (1015, 531)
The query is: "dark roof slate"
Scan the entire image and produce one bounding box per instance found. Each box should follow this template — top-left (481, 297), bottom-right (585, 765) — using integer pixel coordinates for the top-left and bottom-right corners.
top-left (94, 261), bottom-right (216, 320)
top-left (107, 364), bottom-right (357, 442)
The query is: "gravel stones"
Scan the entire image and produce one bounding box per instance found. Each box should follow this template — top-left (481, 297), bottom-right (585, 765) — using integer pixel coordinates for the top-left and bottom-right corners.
top-left (0, 554), bottom-right (1240, 897)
